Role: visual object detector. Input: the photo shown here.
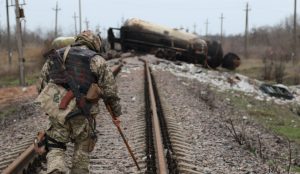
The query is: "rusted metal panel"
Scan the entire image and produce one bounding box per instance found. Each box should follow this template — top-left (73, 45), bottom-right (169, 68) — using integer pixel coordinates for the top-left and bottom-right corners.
top-left (108, 18), bottom-right (208, 65)
top-left (108, 18), bottom-right (241, 70)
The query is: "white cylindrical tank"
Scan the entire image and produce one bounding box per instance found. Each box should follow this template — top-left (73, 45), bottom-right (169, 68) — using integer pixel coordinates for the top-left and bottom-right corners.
top-left (122, 18), bottom-right (207, 53)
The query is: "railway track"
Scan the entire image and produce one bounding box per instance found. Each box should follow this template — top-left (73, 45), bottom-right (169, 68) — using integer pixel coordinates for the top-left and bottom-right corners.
top-left (0, 58), bottom-right (201, 174)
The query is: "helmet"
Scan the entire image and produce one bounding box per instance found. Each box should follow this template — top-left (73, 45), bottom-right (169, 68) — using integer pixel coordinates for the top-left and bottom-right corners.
top-left (51, 37), bottom-right (75, 49)
top-left (75, 30), bottom-right (101, 52)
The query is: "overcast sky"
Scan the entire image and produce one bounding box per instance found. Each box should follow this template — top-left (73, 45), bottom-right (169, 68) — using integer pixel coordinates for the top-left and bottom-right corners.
top-left (0, 0), bottom-right (298, 37)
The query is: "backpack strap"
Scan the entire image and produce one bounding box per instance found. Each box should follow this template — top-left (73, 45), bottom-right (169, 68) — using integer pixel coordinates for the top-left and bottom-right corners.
top-left (63, 45), bottom-right (71, 64)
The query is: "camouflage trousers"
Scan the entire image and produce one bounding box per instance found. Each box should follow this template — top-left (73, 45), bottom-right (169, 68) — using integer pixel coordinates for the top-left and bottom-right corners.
top-left (46, 115), bottom-right (96, 174)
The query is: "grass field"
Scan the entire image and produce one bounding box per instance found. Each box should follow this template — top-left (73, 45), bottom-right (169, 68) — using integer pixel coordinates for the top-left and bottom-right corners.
top-left (0, 44), bottom-right (44, 87)
top-left (218, 89), bottom-right (300, 172)
top-left (222, 89), bottom-right (300, 144)
top-left (236, 56), bottom-right (300, 85)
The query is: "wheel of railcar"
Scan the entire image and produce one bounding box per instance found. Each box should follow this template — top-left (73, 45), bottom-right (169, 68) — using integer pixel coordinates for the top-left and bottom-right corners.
top-left (222, 52), bottom-right (241, 70)
top-left (155, 50), bottom-right (165, 58)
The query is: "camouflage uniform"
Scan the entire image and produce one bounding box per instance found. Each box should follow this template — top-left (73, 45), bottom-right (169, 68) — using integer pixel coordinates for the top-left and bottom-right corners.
top-left (37, 31), bottom-right (121, 174)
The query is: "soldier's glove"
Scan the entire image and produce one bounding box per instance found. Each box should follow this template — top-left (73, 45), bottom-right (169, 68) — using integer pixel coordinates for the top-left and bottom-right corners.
top-left (86, 83), bottom-right (103, 103)
top-left (110, 101), bottom-right (122, 117)
top-left (34, 131), bottom-right (47, 155)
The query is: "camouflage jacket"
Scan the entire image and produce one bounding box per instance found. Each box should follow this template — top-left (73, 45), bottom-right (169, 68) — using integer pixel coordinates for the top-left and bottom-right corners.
top-left (37, 45), bottom-right (122, 116)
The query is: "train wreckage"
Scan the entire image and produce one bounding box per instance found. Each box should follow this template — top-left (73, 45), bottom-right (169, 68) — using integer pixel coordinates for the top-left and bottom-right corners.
top-left (108, 18), bottom-right (241, 70)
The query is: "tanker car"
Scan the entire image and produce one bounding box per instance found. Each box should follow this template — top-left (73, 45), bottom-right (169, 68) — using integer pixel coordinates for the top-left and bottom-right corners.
top-left (108, 18), bottom-right (240, 69)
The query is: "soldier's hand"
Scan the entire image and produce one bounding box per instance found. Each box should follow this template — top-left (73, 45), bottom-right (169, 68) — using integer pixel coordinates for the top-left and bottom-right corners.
top-left (112, 116), bottom-right (121, 127)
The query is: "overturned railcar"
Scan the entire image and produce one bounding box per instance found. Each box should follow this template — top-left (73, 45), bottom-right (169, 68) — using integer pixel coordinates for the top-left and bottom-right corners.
top-left (108, 18), bottom-right (240, 69)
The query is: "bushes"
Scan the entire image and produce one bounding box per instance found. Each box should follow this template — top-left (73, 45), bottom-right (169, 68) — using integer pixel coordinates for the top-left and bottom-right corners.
top-left (262, 50), bottom-right (288, 84)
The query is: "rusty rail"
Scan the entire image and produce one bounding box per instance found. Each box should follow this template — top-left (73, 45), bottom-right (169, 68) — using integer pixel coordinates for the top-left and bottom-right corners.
top-left (142, 59), bottom-right (168, 174)
top-left (2, 144), bottom-right (37, 174)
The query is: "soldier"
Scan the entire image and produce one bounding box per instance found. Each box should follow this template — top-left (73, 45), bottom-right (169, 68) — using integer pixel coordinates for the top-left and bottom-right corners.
top-left (36, 30), bottom-right (122, 174)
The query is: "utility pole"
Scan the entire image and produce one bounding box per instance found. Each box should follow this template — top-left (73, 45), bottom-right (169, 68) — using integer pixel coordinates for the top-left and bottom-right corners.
top-left (220, 13), bottom-right (224, 45)
top-left (185, 27), bottom-right (189, 33)
top-left (205, 19), bottom-right (209, 38)
top-left (22, 18), bottom-right (26, 45)
top-left (96, 25), bottom-right (100, 33)
top-left (102, 27), bottom-right (107, 38)
top-left (72, 12), bottom-right (78, 35)
top-left (79, 0), bottom-right (82, 32)
top-left (84, 18), bottom-right (89, 30)
top-left (193, 23), bottom-right (197, 34)
top-left (6, 0), bottom-right (12, 65)
top-left (293, 0), bottom-right (297, 62)
top-left (53, 1), bottom-right (61, 38)
top-left (121, 16), bottom-right (125, 25)
top-left (179, 25), bottom-right (184, 30)
top-left (244, 2), bottom-right (251, 59)
top-left (14, 0), bottom-right (25, 86)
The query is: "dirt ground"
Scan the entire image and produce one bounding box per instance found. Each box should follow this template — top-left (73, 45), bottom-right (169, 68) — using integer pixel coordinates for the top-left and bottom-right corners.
top-left (0, 85), bottom-right (38, 109)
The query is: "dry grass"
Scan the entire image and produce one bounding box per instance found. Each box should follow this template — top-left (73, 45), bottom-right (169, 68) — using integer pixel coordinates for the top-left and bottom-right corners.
top-left (236, 57), bottom-right (265, 80)
top-left (236, 56), bottom-right (300, 85)
top-left (238, 57), bottom-right (264, 70)
top-left (0, 44), bottom-right (45, 87)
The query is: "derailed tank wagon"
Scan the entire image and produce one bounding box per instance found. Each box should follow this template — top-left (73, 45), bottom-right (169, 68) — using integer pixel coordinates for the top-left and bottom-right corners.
top-left (108, 18), bottom-right (240, 69)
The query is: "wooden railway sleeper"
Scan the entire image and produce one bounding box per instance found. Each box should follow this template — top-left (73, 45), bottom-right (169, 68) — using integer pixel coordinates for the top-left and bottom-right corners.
top-left (172, 144), bottom-right (194, 151)
top-left (178, 162), bottom-right (203, 172)
top-left (170, 137), bottom-right (191, 145)
top-left (172, 147), bottom-right (193, 154)
top-left (169, 133), bottom-right (186, 140)
top-left (179, 167), bottom-right (204, 174)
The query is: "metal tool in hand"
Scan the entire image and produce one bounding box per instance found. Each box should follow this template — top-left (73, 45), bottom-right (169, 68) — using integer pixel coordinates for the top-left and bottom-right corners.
top-left (105, 104), bottom-right (141, 170)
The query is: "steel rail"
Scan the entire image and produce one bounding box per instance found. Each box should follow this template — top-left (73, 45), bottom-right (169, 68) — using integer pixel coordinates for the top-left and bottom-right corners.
top-left (2, 144), bottom-right (36, 174)
top-left (143, 60), bottom-right (168, 174)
